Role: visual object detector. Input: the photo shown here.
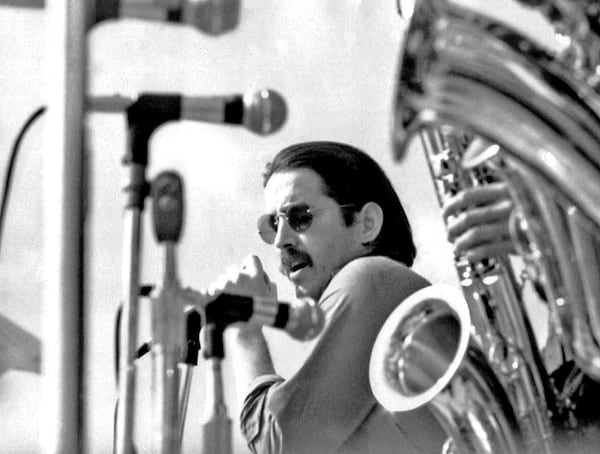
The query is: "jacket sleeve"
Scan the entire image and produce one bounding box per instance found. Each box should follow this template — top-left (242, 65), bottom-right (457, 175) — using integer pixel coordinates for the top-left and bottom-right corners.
top-left (240, 374), bottom-right (285, 454)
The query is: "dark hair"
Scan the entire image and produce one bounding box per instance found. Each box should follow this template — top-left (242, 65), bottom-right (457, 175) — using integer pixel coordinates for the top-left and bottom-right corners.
top-left (263, 141), bottom-right (417, 267)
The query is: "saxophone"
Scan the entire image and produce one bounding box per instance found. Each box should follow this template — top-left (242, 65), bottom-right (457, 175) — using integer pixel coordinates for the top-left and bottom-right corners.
top-left (371, 0), bottom-right (600, 452)
top-left (382, 125), bottom-right (555, 454)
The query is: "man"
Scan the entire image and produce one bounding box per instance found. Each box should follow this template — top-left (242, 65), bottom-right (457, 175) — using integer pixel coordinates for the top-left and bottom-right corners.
top-left (207, 141), bottom-right (447, 453)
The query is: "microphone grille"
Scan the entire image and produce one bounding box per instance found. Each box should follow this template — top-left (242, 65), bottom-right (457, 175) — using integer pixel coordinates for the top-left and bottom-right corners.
top-left (244, 89), bottom-right (288, 135)
top-left (151, 171), bottom-right (185, 242)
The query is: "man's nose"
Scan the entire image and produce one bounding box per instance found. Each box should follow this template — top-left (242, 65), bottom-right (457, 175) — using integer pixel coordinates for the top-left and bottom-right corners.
top-left (273, 218), bottom-right (296, 248)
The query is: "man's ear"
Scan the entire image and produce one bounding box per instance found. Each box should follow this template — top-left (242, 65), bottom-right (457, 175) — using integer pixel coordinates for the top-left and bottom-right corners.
top-left (357, 202), bottom-right (383, 244)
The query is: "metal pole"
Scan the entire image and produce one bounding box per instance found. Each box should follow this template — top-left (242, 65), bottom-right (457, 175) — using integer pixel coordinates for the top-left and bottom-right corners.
top-left (200, 325), bottom-right (232, 454)
top-left (41, 0), bottom-right (89, 452)
top-left (115, 204), bottom-right (144, 454)
top-left (152, 244), bottom-right (185, 454)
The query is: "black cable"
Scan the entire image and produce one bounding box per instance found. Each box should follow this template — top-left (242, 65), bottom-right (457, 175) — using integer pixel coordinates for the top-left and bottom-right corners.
top-left (0, 105), bottom-right (47, 258)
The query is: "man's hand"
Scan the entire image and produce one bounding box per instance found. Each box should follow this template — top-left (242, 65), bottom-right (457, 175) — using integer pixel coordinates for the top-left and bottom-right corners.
top-left (206, 255), bottom-right (277, 340)
top-left (442, 182), bottom-right (516, 262)
top-left (208, 254), bottom-right (277, 299)
top-left (205, 256), bottom-right (278, 393)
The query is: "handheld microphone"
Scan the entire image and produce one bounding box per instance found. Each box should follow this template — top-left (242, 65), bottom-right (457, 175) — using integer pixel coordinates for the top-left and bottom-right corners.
top-left (205, 294), bottom-right (325, 341)
top-left (89, 89), bottom-right (287, 135)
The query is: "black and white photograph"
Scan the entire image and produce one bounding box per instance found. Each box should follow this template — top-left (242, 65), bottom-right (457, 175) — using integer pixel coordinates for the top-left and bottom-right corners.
top-left (1, 1), bottom-right (599, 453)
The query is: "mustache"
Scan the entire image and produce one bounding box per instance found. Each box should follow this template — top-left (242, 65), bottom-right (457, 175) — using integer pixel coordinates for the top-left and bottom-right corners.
top-left (279, 248), bottom-right (312, 274)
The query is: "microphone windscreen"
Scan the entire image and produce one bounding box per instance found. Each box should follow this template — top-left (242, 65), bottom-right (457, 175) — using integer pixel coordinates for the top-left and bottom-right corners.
top-left (243, 89), bottom-right (287, 135)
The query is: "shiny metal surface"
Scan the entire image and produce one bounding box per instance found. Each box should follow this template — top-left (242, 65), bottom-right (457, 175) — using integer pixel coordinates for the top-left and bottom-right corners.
top-left (374, 0), bottom-right (600, 452)
top-left (370, 284), bottom-right (523, 454)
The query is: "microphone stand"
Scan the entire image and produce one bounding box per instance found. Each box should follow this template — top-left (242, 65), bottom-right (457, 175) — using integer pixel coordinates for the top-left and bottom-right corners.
top-left (113, 304), bottom-right (201, 454)
top-left (200, 322), bottom-right (232, 454)
top-left (115, 98), bottom-right (183, 454)
top-left (151, 243), bottom-right (185, 453)
top-left (112, 90), bottom-right (284, 452)
top-left (115, 142), bottom-right (148, 454)
top-left (149, 171), bottom-right (186, 454)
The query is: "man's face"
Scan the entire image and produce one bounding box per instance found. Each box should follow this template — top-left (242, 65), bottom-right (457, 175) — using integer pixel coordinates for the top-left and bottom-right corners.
top-left (263, 168), bottom-right (366, 301)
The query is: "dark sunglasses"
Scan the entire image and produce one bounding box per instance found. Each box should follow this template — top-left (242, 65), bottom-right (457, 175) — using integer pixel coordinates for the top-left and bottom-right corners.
top-left (257, 203), bottom-right (356, 244)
